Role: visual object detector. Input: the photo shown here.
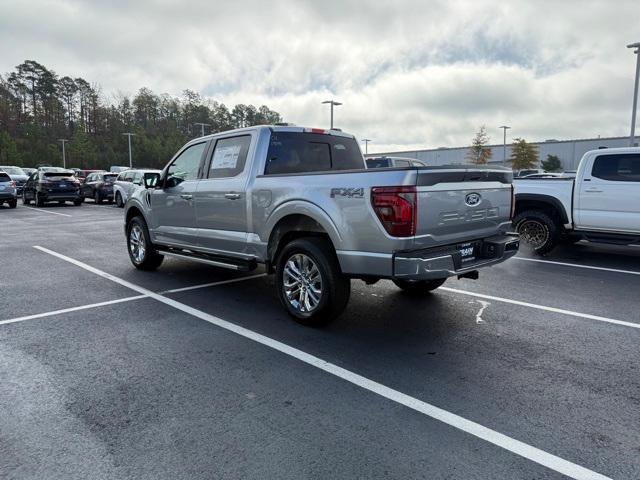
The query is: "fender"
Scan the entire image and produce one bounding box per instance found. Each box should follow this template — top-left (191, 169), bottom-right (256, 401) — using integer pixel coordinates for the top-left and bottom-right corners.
top-left (515, 193), bottom-right (570, 225)
top-left (262, 200), bottom-right (344, 249)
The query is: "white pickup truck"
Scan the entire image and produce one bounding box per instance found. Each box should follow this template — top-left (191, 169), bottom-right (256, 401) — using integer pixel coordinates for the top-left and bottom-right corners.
top-left (513, 147), bottom-right (640, 254)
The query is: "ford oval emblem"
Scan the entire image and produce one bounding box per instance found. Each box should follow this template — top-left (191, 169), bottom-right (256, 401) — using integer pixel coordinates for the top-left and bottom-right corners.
top-left (465, 192), bottom-right (481, 206)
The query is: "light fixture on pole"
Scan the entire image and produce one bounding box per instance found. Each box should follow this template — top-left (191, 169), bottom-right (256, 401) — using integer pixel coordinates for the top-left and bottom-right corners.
top-left (58, 139), bottom-right (68, 169)
top-left (194, 122), bottom-right (211, 137)
top-left (122, 133), bottom-right (135, 169)
top-left (362, 138), bottom-right (371, 155)
top-left (627, 42), bottom-right (640, 147)
top-left (499, 126), bottom-right (511, 165)
top-left (322, 100), bottom-right (342, 129)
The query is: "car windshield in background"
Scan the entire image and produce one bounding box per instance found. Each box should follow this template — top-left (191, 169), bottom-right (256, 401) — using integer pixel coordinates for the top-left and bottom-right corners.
top-left (0, 173), bottom-right (11, 182)
top-left (265, 132), bottom-right (364, 175)
top-left (43, 172), bottom-right (74, 178)
top-left (104, 175), bottom-right (117, 183)
top-left (366, 158), bottom-right (391, 168)
top-left (1, 167), bottom-right (25, 175)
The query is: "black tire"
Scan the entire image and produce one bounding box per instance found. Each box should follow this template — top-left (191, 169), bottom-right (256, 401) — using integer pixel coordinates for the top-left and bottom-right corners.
top-left (393, 278), bottom-right (446, 294)
top-left (275, 237), bottom-right (350, 327)
top-left (73, 198), bottom-right (82, 206)
top-left (94, 191), bottom-right (102, 204)
top-left (126, 215), bottom-right (164, 270)
top-left (58, 200), bottom-right (65, 205)
top-left (22, 193), bottom-right (30, 205)
top-left (35, 193), bottom-right (44, 207)
top-left (8, 199), bottom-right (17, 209)
top-left (514, 210), bottom-right (559, 255)
top-left (115, 192), bottom-right (124, 208)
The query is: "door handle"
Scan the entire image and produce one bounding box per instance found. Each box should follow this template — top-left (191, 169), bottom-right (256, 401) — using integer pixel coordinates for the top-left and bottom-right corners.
top-left (585, 188), bottom-right (602, 193)
top-left (180, 194), bottom-right (193, 200)
top-left (224, 192), bottom-right (241, 200)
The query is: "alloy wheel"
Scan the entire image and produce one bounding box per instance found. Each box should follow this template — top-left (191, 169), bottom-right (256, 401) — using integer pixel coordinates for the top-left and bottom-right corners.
top-left (283, 253), bottom-right (323, 313)
top-left (518, 219), bottom-right (549, 248)
top-left (129, 224), bottom-right (146, 264)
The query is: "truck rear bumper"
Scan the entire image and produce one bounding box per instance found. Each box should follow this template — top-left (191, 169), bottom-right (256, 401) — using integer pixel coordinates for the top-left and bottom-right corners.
top-left (337, 234), bottom-right (519, 280)
top-left (393, 234), bottom-right (520, 280)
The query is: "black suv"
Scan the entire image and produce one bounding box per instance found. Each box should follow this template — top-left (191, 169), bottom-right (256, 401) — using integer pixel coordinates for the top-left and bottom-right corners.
top-left (22, 169), bottom-right (82, 206)
top-left (81, 172), bottom-right (118, 204)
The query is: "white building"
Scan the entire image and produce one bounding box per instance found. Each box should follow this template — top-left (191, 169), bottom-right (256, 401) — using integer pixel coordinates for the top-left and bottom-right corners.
top-left (369, 136), bottom-right (637, 170)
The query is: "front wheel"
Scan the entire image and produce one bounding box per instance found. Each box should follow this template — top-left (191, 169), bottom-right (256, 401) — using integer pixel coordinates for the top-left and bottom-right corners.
top-left (35, 193), bottom-right (44, 207)
top-left (393, 278), bottom-right (446, 294)
top-left (22, 193), bottom-right (30, 205)
top-left (115, 192), bottom-right (124, 208)
top-left (276, 237), bottom-right (350, 327)
top-left (8, 199), bottom-right (17, 209)
top-left (94, 191), bottom-right (102, 204)
top-left (514, 210), bottom-right (559, 255)
top-left (73, 198), bottom-right (82, 206)
top-left (126, 216), bottom-right (164, 270)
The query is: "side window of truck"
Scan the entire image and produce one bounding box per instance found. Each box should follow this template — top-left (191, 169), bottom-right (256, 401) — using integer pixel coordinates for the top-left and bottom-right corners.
top-left (166, 142), bottom-right (207, 186)
top-left (265, 132), bottom-right (363, 175)
top-left (208, 135), bottom-right (251, 178)
top-left (592, 154), bottom-right (640, 182)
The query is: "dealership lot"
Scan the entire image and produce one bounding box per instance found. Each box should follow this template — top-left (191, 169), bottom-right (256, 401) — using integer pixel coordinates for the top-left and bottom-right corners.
top-left (1, 203), bottom-right (639, 479)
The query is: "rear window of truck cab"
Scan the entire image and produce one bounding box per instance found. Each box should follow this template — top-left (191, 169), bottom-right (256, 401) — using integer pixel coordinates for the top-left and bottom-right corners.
top-left (265, 132), bottom-right (364, 175)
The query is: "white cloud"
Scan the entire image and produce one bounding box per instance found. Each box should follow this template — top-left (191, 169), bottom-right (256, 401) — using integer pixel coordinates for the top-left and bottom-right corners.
top-left (1, 0), bottom-right (638, 152)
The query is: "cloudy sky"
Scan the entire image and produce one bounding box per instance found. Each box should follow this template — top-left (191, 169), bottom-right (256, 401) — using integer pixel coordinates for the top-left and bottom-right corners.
top-left (1, 0), bottom-right (638, 152)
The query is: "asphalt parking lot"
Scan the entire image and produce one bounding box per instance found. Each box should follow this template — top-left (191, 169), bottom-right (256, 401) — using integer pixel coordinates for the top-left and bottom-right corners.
top-left (1, 202), bottom-right (639, 479)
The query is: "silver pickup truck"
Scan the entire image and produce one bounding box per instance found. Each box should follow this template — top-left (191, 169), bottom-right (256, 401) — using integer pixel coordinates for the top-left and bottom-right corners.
top-left (124, 125), bottom-right (519, 325)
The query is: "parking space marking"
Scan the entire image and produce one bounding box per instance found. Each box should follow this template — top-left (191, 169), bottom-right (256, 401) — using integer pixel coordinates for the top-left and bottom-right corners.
top-left (0, 295), bottom-right (146, 326)
top-left (514, 256), bottom-right (640, 276)
top-left (24, 207), bottom-right (72, 217)
top-left (160, 273), bottom-right (268, 294)
top-left (441, 287), bottom-right (640, 330)
top-left (32, 245), bottom-right (611, 480)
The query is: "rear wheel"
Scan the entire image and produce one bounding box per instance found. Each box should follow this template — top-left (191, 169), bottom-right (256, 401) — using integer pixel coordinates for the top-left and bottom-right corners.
top-left (73, 198), bottom-right (82, 206)
top-left (35, 193), bottom-right (44, 207)
top-left (393, 278), bottom-right (446, 294)
top-left (22, 193), bottom-right (30, 205)
top-left (126, 216), bottom-right (164, 270)
top-left (115, 192), bottom-right (124, 208)
top-left (8, 199), bottom-right (17, 209)
top-left (276, 237), bottom-right (350, 327)
top-left (94, 191), bottom-right (102, 204)
top-left (514, 210), bottom-right (559, 255)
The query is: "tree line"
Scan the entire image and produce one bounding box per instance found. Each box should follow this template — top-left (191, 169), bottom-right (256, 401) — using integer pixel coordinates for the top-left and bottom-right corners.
top-left (0, 60), bottom-right (282, 169)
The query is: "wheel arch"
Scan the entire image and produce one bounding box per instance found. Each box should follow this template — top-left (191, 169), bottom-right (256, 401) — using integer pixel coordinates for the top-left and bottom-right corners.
top-left (514, 193), bottom-right (569, 225)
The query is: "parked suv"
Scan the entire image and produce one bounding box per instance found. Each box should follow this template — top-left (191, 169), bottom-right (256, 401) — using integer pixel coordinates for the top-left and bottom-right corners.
top-left (0, 171), bottom-right (18, 208)
top-left (22, 168), bottom-right (82, 206)
top-left (124, 125), bottom-right (518, 326)
top-left (0, 166), bottom-right (28, 195)
top-left (81, 172), bottom-right (118, 204)
top-left (114, 169), bottom-right (161, 207)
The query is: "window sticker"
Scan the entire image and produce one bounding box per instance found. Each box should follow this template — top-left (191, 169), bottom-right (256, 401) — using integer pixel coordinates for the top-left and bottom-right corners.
top-left (211, 144), bottom-right (242, 170)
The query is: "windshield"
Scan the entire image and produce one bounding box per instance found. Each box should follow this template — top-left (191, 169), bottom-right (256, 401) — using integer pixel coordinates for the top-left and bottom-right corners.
top-left (0, 166), bottom-right (25, 175)
top-left (43, 172), bottom-right (74, 179)
top-left (104, 174), bottom-right (117, 183)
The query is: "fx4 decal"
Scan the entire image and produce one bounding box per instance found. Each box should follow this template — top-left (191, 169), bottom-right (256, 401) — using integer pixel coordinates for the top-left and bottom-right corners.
top-left (330, 187), bottom-right (365, 199)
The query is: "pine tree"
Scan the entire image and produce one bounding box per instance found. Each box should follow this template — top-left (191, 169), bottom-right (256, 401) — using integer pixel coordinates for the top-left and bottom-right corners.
top-left (466, 126), bottom-right (492, 165)
top-left (541, 154), bottom-right (562, 172)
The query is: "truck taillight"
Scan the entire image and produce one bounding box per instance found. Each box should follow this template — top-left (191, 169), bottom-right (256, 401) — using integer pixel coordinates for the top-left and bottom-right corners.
top-left (510, 184), bottom-right (515, 220)
top-left (371, 186), bottom-right (417, 237)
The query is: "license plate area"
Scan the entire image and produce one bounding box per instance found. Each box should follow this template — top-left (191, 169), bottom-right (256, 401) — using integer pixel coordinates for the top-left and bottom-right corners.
top-left (454, 241), bottom-right (480, 267)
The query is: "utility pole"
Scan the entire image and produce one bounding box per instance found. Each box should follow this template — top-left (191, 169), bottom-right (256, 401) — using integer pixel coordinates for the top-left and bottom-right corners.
top-left (627, 42), bottom-right (640, 146)
top-left (322, 100), bottom-right (342, 129)
top-left (194, 122), bottom-right (211, 137)
top-left (362, 138), bottom-right (371, 154)
top-left (499, 125), bottom-right (511, 165)
top-left (122, 133), bottom-right (135, 168)
top-left (58, 139), bottom-right (68, 169)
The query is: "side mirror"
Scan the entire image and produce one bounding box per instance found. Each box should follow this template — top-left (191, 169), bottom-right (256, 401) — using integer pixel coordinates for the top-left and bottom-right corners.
top-left (143, 172), bottom-right (161, 189)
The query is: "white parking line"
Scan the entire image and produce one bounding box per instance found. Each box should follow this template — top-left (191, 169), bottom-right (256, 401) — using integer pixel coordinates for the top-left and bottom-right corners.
top-left (25, 207), bottom-right (71, 217)
top-left (32, 245), bottom-right (611, 480)
top-left (514, 256), bottom-right (640, 276)
top-left (440, 287), bottom-right (640, 330)
top-left (160, 273), bottom-right (267, 294)
top-left (0, 295), bottom-right (146, 326)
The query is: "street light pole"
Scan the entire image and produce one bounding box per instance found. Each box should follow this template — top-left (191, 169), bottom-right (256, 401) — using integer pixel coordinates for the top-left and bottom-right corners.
top-left (194, 122), bottom-right (211, 137)
top-left (362, 138), bottom-right (371, 154)
top-left (322, 100), bottom-right (342, 129)
top-left (627, 42), bottom-right (640, 147)
top-left (58, 139), bottom-right (68, 169)
top-left (499, 125), bottom-right (511, 165)
top-left (122, 133), bottom-right (135, 168)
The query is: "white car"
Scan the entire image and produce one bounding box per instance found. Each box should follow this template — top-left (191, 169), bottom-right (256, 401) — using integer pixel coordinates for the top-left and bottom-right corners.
top-left (365, 156), bottom-right (426, 168)
top-left (114, 169), bottom-right (161, 208)
top-left (514, 147), bottom-right (640, 254)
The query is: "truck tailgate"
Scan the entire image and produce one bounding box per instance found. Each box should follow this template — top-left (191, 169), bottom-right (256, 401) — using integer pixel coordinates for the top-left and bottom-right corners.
top-left (413, 168), bottom-right (513, 249)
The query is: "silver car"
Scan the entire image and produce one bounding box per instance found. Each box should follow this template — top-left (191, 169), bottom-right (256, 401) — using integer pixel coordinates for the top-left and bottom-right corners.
top-left (114, 169), bottom-right (161, 208)
top-left (0, 171), bottom-right (18, 208)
